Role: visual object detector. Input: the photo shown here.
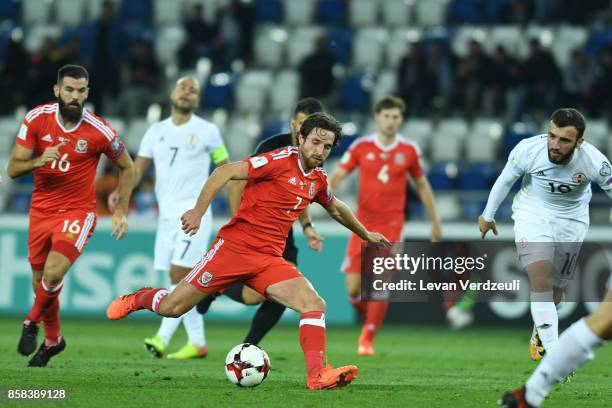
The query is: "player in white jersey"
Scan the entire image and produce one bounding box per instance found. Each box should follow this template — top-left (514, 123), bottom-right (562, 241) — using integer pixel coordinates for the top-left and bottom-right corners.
top-left (479, 108), bottom-right (612, 366)
top-left (110, 77), bottom-right (235, 359)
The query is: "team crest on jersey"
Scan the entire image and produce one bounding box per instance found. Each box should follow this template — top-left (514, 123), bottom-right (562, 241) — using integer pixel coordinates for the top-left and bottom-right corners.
top-left (186, 134), bottom-right (198, 150)
top-left (572, 172), bottom-right (587, 184)
top-left (309, 182), bottom-right (316, 198)
top-left (75, 139), bottom-right (88, 153)
top-left (395, 153), bottom-right (405, 165)
top-left (366, 152), bottom-right (375, 161)
top-left (198, 271), bottom-right (214, 287)
top-left (110, 137), bottom-right (121, 151)
top-left (599, 161), bottom-right (611, 177)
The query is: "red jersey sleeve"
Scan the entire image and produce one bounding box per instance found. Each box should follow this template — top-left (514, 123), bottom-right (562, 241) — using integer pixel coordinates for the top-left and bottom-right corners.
top-left (314, 173), bottom-right (335, 207)
top-left (338, 141), bottom-right (360, 172)
top-left (98, 119), bottom-right (126, 160)
top-left (15, 115), bottom-right (39, 150)
top-left (245, 150), bottom-right (287, 181)
top-left (407, 145), bottom-right (424, 179)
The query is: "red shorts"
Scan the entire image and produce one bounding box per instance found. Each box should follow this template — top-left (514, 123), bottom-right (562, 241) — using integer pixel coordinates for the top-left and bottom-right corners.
top-left (28, 210), bottom-right (97, 271)
top-left (184, 235), bottom-right (303, 295)
top-left (341, 224), bottom-right (403, 274)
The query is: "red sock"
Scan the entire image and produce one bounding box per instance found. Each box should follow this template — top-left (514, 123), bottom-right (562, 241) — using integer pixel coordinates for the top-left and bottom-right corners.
top-left (42, 297), bottom-right (61, 343)
top-left (350, 297), bottom-right (367, 320)
top-left (299, 311), bottom-right (326, 379)
top-left (26, 281), bottom-right (63, 324)
top-left (361, 300), bottom-right (389, 342)
top-left (134, 288), bottom-right (169, 313)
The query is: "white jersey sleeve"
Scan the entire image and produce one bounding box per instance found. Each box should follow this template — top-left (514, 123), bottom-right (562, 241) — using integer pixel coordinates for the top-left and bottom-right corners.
top-left (137, 124), bottom-right (156, 158)
top-left (482, 141), bottom-right (527, 221)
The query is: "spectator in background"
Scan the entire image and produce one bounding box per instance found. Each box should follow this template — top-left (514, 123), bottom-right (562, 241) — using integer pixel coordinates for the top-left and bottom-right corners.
top-left (231, 0), bottom-right (255, 64)
top-left (483, 46), bottom-right (522, 121)
top-left (519, 38), bottom-right (561, 119)
top-left (454, 39), bottom-right (490, 119)
top-left (298, 35), bottom-right (336, 103)
top-left (80, 0), bottom-right (127, 114)
top-left (562, 49), bottom-right (598, 116)
top-left (423, 40), bottom-right (453, 116)
top-left (0, 29), bottom-right (29, 113)
top-left (25, 37), bottom-right (60, 108)
top-left (594, 46), bottom-right (612, 119)
top-left (500, 0), bottom-right (533, 25)
top-left (178, 4), bottom-right (217, 70)
top-left (214, 1), bottom-right (243, 70)
top-left (397, 41), bottom-right (427, 117)
top-left (116, 39), bottom-right (162, 121)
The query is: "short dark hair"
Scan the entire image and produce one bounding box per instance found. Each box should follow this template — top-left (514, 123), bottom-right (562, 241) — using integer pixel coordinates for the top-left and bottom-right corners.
top-left (550, 108), bottom-right (586, 139)
top-left (299, 112), bottom-right (343, 147)
top-left (294, 98), bottom-right (324, 117)
top-left (57, 64), bottom-right (89, 84)
top-left (374, 96), bottom-right (405, 114)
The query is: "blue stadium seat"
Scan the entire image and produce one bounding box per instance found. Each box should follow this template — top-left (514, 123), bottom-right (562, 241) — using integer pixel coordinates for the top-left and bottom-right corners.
top-left (428, 161), bottom-right (459, 191)
top-left (449, 0), bottom-right (483, 24)
top-left (0, 0), bottom-right (20, 22)
top-left (7, 192), bottom-right (31, 213)
top-left (339, 75), bottom-right (372, 112)
top-left (202, 72), bottom-right (236, 110)
top-left (327, 27), bottom-right (353, 65)
top-left (255, 0), bottom-right (283, 23)
top-left (458, 163), bottom-right (496, 191)
top-left (585, 29), bottom-right (612, 57)
top-left (461, 200), bottom-right (486, 221)
top-left (317, 0), bottom-right (347, 25)
top-left (125, 24), bottom-right (155, 45)
top-left (483, 0), bottom-right (511, 22)
top-left (408, 202), bottom-right (425, 220)
top-left (120, 0), bottom-right (152, 24)
top-left (503, 121), bottom-right (537, 156)
top-left (258, 120), bottom-right (286, 143)
top-left (212, 197), bottom-right (229, 214)
top-left (330, 134), bottom-right (356, 158)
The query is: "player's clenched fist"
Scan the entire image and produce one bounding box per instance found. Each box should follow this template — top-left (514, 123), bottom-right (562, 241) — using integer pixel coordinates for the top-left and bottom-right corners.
top-left (478, 215), bottom-right (498, 239)
top-left (111, 209), bottom-right (128, 240)
top-left (34, 142), bottom-right (65, 168)
top-left (366, 232), bottom-right (391, 246)
top-left (181, 208), bottom-right (203, 236)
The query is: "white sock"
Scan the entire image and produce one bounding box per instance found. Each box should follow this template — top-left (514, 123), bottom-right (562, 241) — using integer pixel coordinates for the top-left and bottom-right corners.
top-left (525, 318), bottom-right (603, 407)
top-left (530, 291), bottom-right (558, 352)
top-left (182, 306), bottom-right (206, 347)
top-left (156, 284), bottom-right (182, 345)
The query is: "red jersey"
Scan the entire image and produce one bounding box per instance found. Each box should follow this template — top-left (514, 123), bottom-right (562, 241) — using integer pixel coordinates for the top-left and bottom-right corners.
top-left (15, 103), bottom-right (126, 215)
top-left (219, 147), bottom-right (334, 256)
top-left (338, 134), bottom-right (423, 225)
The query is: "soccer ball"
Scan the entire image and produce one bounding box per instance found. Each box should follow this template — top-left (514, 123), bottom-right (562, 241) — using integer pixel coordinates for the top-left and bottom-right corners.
top-left (225, 343), bottom-right (271, 387)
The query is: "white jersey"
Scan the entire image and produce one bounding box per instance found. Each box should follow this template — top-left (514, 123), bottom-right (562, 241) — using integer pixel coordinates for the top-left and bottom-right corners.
top-left (483, 134), bottom-right (612, 223)
top-left (138, 115), bottom-right (229, 218)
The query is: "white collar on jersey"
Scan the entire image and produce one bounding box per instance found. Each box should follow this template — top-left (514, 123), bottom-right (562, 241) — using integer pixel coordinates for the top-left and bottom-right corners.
top-left (372, 134), bottom-right (400, 151)
top-left (55, 103), bottom-right (85, 133)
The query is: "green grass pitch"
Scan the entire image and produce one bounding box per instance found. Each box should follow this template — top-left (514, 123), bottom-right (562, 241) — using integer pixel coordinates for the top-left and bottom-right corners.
top-left (1, 316), bottom-right (610, 407)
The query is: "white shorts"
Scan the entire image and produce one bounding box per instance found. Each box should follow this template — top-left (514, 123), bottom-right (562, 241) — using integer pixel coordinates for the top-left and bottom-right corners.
top-left (153, 214), bottom-right (212, 270)
top-left (513, 210), bottom-right (588, 288)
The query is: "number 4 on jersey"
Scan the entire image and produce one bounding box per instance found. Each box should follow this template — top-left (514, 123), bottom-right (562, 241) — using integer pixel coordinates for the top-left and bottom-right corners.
top-left (377, 164), bottom-right (389, 184)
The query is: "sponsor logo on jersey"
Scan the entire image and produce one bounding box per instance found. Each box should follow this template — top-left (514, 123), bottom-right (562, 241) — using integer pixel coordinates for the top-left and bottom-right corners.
top-left (250, 156), bottom-right (268, 168)
top-left (309, 182), bottom-right (316, 198)
top-left (535, 170), bottom-right (546, 176)
top-left (17, 124), bottom-right (28, 140)
top-left (366, 152), bottom-right (375, 161)
top-left (198, 271), bottom-right (213, 287)
top-left (395, 153), bottom-right (405, 165)
top-left (288, 176), bottom-right (297, 186)
top-left (600, 161), bottom-right (611, 177)
top-left (41, 134), bottom-right (53, 143)
top-left (75, 139), bottom-right (88, 153)
top-left (572, 172), bottom-right (587, 184)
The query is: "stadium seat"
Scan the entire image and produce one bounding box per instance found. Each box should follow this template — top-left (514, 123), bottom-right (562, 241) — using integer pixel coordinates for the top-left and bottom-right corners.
top-left (287, 26), bottom-right (325, 67)
top-left (235, 69), bottom-right (273, 114)
top-left (270, 70), bottom-right (298, 114)
top-left (0, 116), bottom-right (19, 158)
top-left (382, 0), bottom-right (413, 27)
top-left (22, 0), bottom-right (51, 24)
top-left (348, 0), bottom-right (379, 27)
top-left (428, 161), bottom-right (459, 191)
top-left (254, 0), bottom-right (283, 23)
top-left (7, 192), bottom-right (32, 213)
top-left (225, 114), bottom-right (262, 159)
top-left (387, 28), bottom-right (422, 68)
top-left (258, 119), bottom-right (286, 143)
top-left (330, 134), bottom-right (356, 158)
top-left (485, 25), bottom-right (522, 56)
top-left (517, 25), bottom-right (554, 59)
top-left (316, 0), bottom-right (347, 25)
top-left (430, 132), bottom-right (464, 162)
top-left (584, 119), bottom-right (608, 152)
top-left (284, 0), bottom-right (316, 26)
top-left (371, 70), bottom-right (397, 110)
top-left (458, 163), bottom-right (496, 190)
top-left (0, 0), bottom-right (20, 22)
top-left (553, 25), bottom-right (588, 67)
top-left (56, 0), bottom-right (87, 26)
top-left (24, 24), bottom-right (62, 53)
top-left (415, 0), bottom-right (449, 27)
top-left (483, 0), bottom-right (511, 23)
top-left (353, 27), bottom-right (389, 70)
top-left (202, 72), bottom-right (236, 110)
top-left (339, 74), bottom-right (374, 112)
top-left (327, 26), bottom-right (353, 65)
top-left (438, 118), bottom-right (469, 138)
top-left (449, 0), bottom-right (483, 24)
top-left (466, 119), bottom-right (503, 162)
top-left (436, 193), bottom-right (461, 219)
top-left (254, 25), bottom-right (287, 68)
top-left (461, 199), bottom-right (486, 221)
top-left (105, 117), bottom-right (126, 140)
top-left (153, 0), bottom-right (184, 25)
top-left (585, 28), bottom-right (612, 57)
top-left (125, 24), bottom-right (155, 45)
top-left (451, 25), bottom-right (488, 57)
top-left (123, 119), bottom-right (151, 152)
top-left (120, 0), bottom-right (152, 23)
top-left (155, 25), bottom-right (186, 66)
top-left (503, 121), bottom-right (537, 155)
top-left (402, 119), bottom-right (433, 155)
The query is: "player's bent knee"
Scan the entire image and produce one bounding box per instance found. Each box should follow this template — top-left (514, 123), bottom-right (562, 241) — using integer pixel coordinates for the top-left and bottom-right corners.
top-left (243, 289), bottom-right (265, 305)
top-left (305, 295), bottom-right (326, 313)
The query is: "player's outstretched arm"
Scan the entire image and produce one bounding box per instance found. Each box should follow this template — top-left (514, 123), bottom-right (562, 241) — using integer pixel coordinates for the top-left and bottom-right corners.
top-left (110, 151), bottom-right (135, 240)
top-left (323, 198), bottom-right (390, 245)
top-left (329, 167), bottom-right (349, 194)
top-left (182, 161), bottom-right (248, 236)
top-left (414, 176), bottom-right (442, 242)
top-left (7, 142), bottom-right (65, 179)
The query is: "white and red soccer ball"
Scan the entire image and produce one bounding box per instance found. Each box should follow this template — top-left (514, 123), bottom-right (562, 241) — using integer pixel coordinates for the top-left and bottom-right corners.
top-left (225, 343), bottom-right (271, 387)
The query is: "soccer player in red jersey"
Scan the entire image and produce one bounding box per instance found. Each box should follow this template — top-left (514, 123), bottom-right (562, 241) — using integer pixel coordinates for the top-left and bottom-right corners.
top-left (329, 96), bottom-right (442, 356)
top-left (7, 64), bottom-right (135, 367)
top-left (107, 112), bottom-right (389, 389)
